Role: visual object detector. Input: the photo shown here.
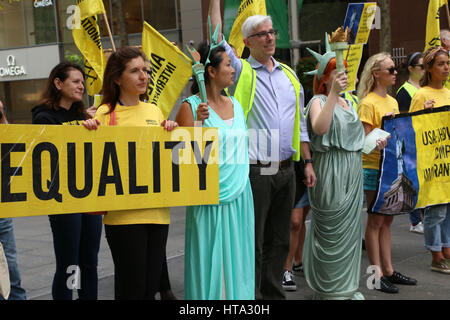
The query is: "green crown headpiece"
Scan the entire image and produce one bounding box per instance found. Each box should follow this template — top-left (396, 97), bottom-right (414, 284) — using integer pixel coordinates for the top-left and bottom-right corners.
top-left (304, 32), bottom-right (336, 81)
top-left (205, 16), bottom-right (224, 66)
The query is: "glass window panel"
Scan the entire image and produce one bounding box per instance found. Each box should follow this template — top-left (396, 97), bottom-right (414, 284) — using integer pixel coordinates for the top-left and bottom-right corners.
top-left (24, 0), bottom-right (57, 45)
top-left (144, 0), bottom-right (177, 30)
top-left (5, 79), bottom-right (47, 124)
top-left (0, 1), bottom-right (26, 48)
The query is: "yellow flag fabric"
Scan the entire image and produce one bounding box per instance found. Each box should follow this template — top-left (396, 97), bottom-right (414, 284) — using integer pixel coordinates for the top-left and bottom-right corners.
top-left (72, 15), bottom-right (106, 96)
top-left (142, 22), bottom-right (192, 119)
top-left (229, 0), bottom-right (267, 57)
top-left (76, 0), bottom-right (106, 20)
top-left (425, 0), bottom-right (448, 51)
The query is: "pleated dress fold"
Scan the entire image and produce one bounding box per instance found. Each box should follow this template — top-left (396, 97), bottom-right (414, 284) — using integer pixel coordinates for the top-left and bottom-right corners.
top-left (303, 94), bottom-right (365, 300)
top-left (183, 95), bottom-right (255, 300)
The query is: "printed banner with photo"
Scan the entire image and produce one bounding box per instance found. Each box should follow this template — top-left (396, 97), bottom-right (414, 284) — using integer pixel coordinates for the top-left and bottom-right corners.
top-left (0, 125), bottom-right (219, 218)
top-left (371, 106), bottom-right (450, 215)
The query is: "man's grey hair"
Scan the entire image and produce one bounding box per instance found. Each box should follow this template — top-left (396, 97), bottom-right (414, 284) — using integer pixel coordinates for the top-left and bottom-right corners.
top-left (241, 15), bottom-right (273, 38)
top-left (440, 29), bottom-right (450, 41)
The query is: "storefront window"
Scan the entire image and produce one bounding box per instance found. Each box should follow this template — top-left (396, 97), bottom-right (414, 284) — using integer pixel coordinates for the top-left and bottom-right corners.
top-left (143, 0), bottom-right (178, 30)
top-left (0, 0), bottom-right (57, 48)
top-left (0, 79), bottom-right (47, 124)
top-left (0, 1), bottom-right (26, 48)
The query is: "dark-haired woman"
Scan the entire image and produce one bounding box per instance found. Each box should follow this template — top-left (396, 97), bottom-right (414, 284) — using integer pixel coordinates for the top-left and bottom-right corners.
top-left (83, 46), bottom-right (178, 299)
top-left (31, 62), bottom-right (102, 300)
top-left (176, 42), bottom-right (255, 300)
top-left (395, 52), bottom-right (425, 234)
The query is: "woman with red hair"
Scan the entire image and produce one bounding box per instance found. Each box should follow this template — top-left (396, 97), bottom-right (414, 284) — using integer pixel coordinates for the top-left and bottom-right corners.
top-left (302, 44), bottom-right (387, 299)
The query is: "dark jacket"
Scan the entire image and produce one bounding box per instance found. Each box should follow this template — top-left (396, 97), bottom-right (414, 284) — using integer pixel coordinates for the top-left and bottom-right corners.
top-left (31, 103), bottom-right (85, 125)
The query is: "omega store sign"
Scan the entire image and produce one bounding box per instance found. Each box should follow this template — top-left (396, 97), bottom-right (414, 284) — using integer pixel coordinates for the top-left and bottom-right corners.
top-left (0, 45), bottom-right (60, 123)
top-left (0, 45), bottom-right (59, 82)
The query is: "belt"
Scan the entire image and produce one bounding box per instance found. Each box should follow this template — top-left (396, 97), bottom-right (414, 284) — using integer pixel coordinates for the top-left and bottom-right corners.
top-left (251, 158), bottom-right (292, 169)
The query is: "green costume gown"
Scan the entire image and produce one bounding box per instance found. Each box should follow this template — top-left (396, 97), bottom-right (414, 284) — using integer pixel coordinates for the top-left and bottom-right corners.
top-left (183, 95), bottom-right (255, 300)
top-left (303, 94), bottom-right (365, 300)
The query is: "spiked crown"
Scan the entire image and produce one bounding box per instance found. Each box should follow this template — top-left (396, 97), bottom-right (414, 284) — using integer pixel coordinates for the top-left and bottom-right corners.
top-left (304, 33), bottom-right (336, 81)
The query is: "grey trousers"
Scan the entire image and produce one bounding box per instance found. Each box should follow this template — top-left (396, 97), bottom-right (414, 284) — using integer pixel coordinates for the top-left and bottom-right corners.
top-left (249, 163), bottom-right (295, 300)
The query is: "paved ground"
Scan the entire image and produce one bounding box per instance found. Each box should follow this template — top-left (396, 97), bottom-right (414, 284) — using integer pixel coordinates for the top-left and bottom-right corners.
top-left (11, 207), bottom-right (450, 300)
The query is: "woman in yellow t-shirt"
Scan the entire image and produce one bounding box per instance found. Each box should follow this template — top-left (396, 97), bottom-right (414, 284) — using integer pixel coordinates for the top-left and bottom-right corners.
top-left (357, 53), bottom-right (417, 293)
top-left (408, 46), bottom-right (450, 275)
top-left (410, 46), bottom-right (450, 112)
top-left (83, 47), bottom-right (178, 299)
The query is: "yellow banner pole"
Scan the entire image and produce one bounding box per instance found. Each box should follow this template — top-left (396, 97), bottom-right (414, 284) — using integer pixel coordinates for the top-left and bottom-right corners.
top-left (103, 13), bottom-right (116, 52)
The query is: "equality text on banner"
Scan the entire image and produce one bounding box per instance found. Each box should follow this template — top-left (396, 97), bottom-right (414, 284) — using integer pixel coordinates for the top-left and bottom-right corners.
top-left (0, 125), bottom-right (219, 218)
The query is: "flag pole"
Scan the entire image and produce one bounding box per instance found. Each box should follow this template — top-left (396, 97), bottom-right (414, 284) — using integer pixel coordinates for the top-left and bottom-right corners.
top-left (446, 3), bottom-right (450, 29)
top-left (103, 13), bottom-right (116, 52)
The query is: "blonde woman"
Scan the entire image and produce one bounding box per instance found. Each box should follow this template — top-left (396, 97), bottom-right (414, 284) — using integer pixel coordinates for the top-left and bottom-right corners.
top-left (357, 53), bottom-right (417, 294)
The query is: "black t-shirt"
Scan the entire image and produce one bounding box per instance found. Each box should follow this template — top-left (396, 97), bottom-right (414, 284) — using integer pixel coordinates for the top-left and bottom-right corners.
top-left (31, 103), bottom-right (85, 125)
top-left (395, 87), bottom-right (412, 112)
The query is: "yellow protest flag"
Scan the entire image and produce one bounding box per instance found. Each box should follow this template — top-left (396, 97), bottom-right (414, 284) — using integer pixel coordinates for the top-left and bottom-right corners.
top-left (76, 0), bottom-right (106, 20)
top-left (425, 0), bottom-right (448, 51)
top-left (142, 22), bottom-right (192, 119)
top-left (229, 0), bottom-right (267, 57)
top-left (72, 15), bottom-right (106, 96)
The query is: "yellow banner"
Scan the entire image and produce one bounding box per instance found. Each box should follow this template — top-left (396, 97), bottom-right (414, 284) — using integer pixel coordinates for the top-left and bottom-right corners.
top-left (76, 0), bottom-right (106, 20)
top-left (425, 0), bottom-right (448, 50)
top-left (0, 125), bottom-right (219, 218)
top-left (142, 22), bottom-right (192, 119)
top-left (72, 15), bottom-right (106, 96)
top-left (229, 0), bottom-right (267, 57)
top-left (412, 108), bottom-right (450, 208)
top-left (372, 107), bottom-right (450, 214)
top-left (343, 44), bottom-right (364, 93)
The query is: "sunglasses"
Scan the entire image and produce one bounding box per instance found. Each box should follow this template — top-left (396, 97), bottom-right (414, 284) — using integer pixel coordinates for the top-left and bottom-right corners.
top-left (413, 64), bottom-right (424, 70)
top-left (248, 29), bottom-right (278, 39)
top-left (381, 66), bottom-right (397, 75)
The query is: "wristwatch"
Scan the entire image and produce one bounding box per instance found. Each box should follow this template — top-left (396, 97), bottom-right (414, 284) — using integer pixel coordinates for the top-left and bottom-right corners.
top-left (303, 159), bottom-right (313, 165)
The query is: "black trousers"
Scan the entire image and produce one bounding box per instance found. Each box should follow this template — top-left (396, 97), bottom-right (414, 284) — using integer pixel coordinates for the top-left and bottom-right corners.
top-left (249, 163), bottom-right (295, 300)
top-left (105, 223), bottom-right (169, 300)
top-left (49, 213), bottom-right (102, 300)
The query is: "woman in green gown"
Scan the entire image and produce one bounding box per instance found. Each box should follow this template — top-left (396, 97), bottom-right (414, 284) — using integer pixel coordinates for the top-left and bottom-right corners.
top-left (176, 42), bottom-right (254, 300)
top-left (302, 49), bottom-right (387, 299)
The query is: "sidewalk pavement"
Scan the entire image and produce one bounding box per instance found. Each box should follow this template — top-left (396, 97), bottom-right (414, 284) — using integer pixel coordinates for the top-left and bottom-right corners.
top-left (12, 207), bottom-right (450, 300)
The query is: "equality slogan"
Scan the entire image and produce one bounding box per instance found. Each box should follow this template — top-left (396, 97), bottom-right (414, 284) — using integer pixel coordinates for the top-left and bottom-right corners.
top-left (0, 125), bottom-right (219, 218)
top-left (371, 106), bottom-right (450, 215)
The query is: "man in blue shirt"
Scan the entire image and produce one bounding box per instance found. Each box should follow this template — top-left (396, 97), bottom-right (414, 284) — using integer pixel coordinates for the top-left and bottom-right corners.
top-left (210, 1), bottom-right (316, 299)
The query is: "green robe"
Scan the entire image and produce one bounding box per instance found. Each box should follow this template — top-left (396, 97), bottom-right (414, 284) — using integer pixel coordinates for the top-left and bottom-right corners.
top-left (303, 94), bottom-right (365, 300)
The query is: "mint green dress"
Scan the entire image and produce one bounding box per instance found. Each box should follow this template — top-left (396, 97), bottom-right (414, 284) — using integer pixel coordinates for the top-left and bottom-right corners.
top-left (183, 95), bottom-right (255, 300)
top-left (303, 94), bottom-right (365, 300)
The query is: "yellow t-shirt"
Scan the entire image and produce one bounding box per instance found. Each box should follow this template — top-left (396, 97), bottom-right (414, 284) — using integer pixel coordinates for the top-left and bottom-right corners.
top-left (94, 101), bottom-right (169, 226)
top-left (409, 86), bottom-right (450, 112)
top-left (357, 92), bottom-right (399, 170)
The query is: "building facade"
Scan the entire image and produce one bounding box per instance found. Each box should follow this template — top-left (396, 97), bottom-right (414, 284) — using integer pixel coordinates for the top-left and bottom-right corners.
top-left (0, 0), bottom-right (203, 123)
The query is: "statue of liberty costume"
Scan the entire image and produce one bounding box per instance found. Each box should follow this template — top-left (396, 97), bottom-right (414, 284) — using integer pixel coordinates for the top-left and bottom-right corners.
top-left (302, 34), bottom-right (366, 300)
top-left (182, 95), bottom-right (255, 300)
